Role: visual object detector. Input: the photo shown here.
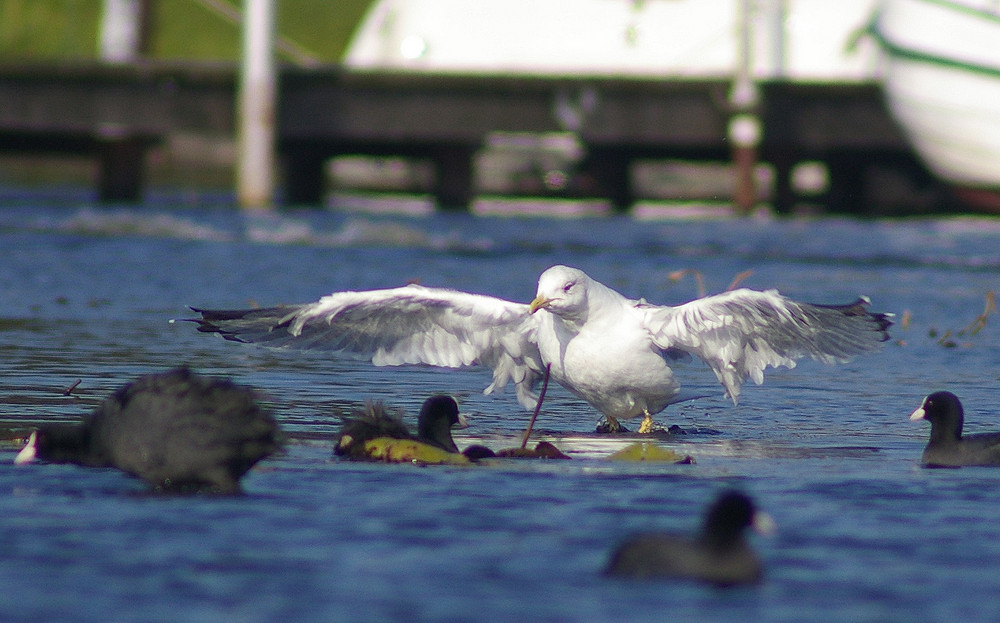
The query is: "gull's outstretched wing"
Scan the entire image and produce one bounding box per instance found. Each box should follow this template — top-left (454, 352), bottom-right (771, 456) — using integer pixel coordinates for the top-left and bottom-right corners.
top-left (191, 284), bottom-right (546, 408)
top-left (640, 288), bottom-right (892, 402)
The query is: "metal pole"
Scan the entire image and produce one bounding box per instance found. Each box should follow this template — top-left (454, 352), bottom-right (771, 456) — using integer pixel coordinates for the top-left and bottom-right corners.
top-left (729, 0), bottom-right (761, 215)
top-left (236, 0), bottom-right (277, 210)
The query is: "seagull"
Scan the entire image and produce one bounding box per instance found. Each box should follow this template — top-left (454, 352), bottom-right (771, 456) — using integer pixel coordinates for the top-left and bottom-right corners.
top-left (190, 265), bottom-right (891, 433)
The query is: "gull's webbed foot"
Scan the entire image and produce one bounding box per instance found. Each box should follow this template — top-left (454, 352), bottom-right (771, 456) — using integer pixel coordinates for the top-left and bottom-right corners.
top-left (637, 410), bottom-right (667, 435)
top-left (595, 416), bottom-right (629, 434)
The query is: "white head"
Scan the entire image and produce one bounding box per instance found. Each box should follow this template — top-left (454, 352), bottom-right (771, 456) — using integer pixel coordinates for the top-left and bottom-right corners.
top-left (530, 265), bottom-right (592, 319)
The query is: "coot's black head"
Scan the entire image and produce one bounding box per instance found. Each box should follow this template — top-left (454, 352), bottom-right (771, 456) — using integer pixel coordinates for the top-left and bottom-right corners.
top-left (910, 391), bottom-right (964, 442)
top-left (15, 424), bottom-right (108, 467)
top-left (701, 491), bottom-right (772, 548)
top-left (417, 395), bottom-right (467, 453)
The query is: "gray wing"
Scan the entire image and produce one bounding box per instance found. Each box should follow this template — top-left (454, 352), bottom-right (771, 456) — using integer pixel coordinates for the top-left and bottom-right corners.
top-left (640, 288), bottom-right (892, 402)
top-left (192, 284), bottom-right (546, 409)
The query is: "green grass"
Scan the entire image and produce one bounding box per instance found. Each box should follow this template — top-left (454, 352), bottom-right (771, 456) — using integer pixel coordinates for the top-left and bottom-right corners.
top-left (0, 0), bottom-right (373, 62)
top-left (0, 1), bottom-right (101, 57)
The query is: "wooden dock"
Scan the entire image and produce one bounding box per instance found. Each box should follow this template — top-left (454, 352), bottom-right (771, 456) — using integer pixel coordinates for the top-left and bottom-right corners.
top-left (0, 62), bottom-right (943, 213)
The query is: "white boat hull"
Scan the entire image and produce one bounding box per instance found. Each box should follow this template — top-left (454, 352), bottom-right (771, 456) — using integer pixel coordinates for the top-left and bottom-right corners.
top-left (344, 0), bottom-right (881, 81)
top-left (873, 0), bottom-right (1000, 202)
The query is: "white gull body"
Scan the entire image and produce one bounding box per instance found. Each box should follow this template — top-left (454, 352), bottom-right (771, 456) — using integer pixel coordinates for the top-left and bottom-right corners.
top-left (192, 265), bottom-right (891, 431)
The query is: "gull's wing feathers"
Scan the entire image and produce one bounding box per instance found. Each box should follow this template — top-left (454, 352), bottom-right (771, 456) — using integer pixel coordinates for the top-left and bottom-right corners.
top-left (192, 284), bottom-right (546, 408)
top-left (641, 288), bottom-right (892, 402)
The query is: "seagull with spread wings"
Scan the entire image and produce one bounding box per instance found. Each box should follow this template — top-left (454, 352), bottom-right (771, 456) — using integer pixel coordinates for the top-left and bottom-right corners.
top-left (190, 265), bottom-right (891, 433)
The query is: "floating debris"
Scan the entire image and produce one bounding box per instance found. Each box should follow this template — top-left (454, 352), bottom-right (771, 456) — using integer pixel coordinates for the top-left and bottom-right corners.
top-left (668, 268), bottom-right (754, 298)
top-left (605, 442), bottom-right (694, 463)
top-left (61, 379), bottom-right (82, 397)
top-left (958, 290), bottom-right (996, 337)
top-left (494, 441), bottom-right (571, 459)
top-left (925, 291), bottom-right (996, 348)
top-left (360, 437), bottom-right (471, 465)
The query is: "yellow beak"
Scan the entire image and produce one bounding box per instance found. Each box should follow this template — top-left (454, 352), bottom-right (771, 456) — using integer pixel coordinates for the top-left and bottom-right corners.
top-left (529, 295), bottom-right (551, 314)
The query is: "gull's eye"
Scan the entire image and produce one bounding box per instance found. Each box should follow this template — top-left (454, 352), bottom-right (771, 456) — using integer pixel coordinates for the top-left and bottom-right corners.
top-left (563, 282), bottom-right (575, 293)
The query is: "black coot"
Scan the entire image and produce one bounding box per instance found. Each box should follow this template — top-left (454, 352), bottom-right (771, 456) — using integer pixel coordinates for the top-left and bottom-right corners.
top-left (910, 391), bottom-right (1000, 467)
top-left (335, 394), bottom-right (468, 463)
top-left (604, 491), bottom-right (772, 586)
top-left (15, 367), bottom-right (282, 493)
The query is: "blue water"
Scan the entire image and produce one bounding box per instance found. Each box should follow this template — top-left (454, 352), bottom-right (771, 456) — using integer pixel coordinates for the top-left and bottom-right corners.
top-left (2, 202), bottom-right (1000, 622)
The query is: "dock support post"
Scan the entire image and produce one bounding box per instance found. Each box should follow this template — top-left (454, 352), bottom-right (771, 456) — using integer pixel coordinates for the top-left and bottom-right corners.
top-left (236, 0), bottom-right (277, 210)
top-left (97, 133), bottom-right (145, 202)
top-left (583, 147), bottom-right (631, 211)
top-left (729, 0), bottom-right (761, 215)
top-left (283, 146), bottom-right (326, 206)
top-left (433, 146), bottom-right (474, 210)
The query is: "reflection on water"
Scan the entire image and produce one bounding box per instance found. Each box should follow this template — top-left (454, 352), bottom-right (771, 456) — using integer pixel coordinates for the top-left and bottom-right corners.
top-left (1, 203), bottom-right (1000, 622)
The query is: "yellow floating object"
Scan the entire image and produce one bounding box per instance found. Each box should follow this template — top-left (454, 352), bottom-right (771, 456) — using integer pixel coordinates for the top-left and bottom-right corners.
top-left (606, 442), bottom-right (692, 463)
top-left (362, 437), bottom-right (470, 465)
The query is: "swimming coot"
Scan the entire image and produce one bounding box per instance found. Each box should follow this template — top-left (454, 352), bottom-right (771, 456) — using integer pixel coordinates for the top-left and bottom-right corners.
top-left (335, 394), bottom-right (470, 464)
top-left (15, 367), bottom-right (282, 493)
top-left (604, 491), bottom-right (772, 586)
top-left (910, 391), bottom-right (1000, 467)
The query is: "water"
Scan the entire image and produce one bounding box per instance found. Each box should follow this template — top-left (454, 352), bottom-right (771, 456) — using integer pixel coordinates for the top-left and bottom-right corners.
top-left (2, 202), bottom-right (1000, 622)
